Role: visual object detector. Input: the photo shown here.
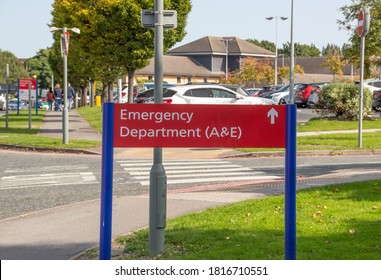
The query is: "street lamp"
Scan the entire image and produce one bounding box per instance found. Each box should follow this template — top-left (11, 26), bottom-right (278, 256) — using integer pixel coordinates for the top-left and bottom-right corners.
top-left (266, 16), bottom-right (288, 86)
top-left (220, 38), bottom-right (233, 80)
top-left (49, 26), bottom-right (80, 144)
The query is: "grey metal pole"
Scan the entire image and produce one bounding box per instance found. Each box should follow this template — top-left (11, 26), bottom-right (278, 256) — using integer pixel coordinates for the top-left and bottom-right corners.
top-left (5, 64), bottom-right (9, 129)
top-left (289, 1), bottom-right (295, 104)
top-left (28, 82), bottom-right (32, 129)
top-left (358, 35), bottom-right (365, 148)
top-left (51, 73), bottom-right (54, 91)
top-left (274, 18), bottom-right (278, 86)
top-left (225, 41), bottom-right (229, 80)
top-left (149, 0), bottom-right (167, 257)
top-left (62, 27), bottom-right (69, 144)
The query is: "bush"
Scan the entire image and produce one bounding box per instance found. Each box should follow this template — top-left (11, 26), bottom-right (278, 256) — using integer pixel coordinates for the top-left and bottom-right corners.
top-left (314, 83), bottom-right (373, 120)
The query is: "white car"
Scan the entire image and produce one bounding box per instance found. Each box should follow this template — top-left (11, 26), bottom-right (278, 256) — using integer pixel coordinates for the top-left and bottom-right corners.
top-left (357, 79), bottom-right (381, 93)
top-left (160, 85), bottom-right (277, 105)
top-left (0, 94), bottom-right (6, 111)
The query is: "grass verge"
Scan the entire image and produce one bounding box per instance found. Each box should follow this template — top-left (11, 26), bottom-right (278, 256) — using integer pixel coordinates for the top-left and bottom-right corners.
top-left (0, 110), bottom-right (101, 149)
top-left (79, 180), bottom-right (381, 260)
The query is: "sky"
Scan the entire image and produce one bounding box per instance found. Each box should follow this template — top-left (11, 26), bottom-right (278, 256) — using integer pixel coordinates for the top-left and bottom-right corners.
top-left (0, 0), bottom-right (354, 59)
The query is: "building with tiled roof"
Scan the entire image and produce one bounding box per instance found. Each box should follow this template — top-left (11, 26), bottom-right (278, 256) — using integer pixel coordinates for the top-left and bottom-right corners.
top-left (131, 36), bottom-right (356, 86)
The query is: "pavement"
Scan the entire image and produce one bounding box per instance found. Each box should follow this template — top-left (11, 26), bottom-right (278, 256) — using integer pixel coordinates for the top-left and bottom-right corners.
top-left (0, 109), bottom-right (380, 260)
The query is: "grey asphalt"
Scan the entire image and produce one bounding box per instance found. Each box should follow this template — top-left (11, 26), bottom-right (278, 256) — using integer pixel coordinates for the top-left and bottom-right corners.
top-left (0, 109), bottom-right (380, 260)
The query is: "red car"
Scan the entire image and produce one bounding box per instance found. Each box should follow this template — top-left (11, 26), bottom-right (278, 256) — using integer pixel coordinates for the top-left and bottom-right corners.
top-left (294, 84), bottom-right (315, 107)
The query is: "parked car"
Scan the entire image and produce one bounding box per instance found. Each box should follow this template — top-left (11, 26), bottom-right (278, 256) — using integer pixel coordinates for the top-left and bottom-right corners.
top-left (256, 85), bottom-right (284, 98)
top-left (358, 79), bottom-right (381, 93)
top-left (294, 83), bottom-right (327, 108)
top-left (0, 94), bottom-right (6, 111)
top-left (245, 88), bottom-right (262, 96)
top-left (159, 84), bottom-right (277, 105)
top-left (372, 89), bottom-right (381, 111)
top-left (260, 84), bottom-right (289, 99)
top-left (133, 87), bottom-right (175, 103)
top-left (143, 83), bottom-right (175, 90)
top-left (218, 84), bottom-right (251, 97)
top-left (8, 99), bottom-right (28, 110)
top-left (270, 84), bottom-right (306, 104)
top-left (115, 84), bottom-right (147, 103)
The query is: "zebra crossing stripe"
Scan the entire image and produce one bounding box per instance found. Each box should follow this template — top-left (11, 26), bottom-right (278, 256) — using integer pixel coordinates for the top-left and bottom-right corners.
top-left (139, 175), bottom-right (280, 186)
top-left (0, 170), bottom-right (98, 190)
top-left (117, 159), bottom-right (280, 186)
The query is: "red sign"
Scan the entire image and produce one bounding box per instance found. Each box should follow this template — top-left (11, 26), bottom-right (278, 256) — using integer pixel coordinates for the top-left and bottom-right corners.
top-left (358, 10), bottom-right (364, 37)
top-left (113, 104), bottom-right (286, 148)
top-left (19, 78), bottom-right (37, 90)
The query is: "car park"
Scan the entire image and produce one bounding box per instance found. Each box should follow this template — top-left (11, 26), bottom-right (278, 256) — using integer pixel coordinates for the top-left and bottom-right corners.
top-left (270, 84), bottom-right (306, 104)
top-left (159, 84), bottom-right (277, 105)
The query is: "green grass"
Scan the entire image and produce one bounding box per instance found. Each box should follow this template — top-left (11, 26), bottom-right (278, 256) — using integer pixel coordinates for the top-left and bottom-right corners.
top-left (297, 117), bottom-right (381, 132)
top-left (77, 106), bottom-right (102, 133)
top-left (0, 110), bottom-right (101, 149)
top-left (107, 180), bottom-right (380, 260)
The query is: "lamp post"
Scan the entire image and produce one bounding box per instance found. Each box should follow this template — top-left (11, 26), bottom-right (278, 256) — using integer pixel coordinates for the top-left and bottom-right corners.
top-left (220, 38), bottom-right (233, 80)
top-left (49, 26), bottom-right (80, 144)
top-left (266, 16), bottom-right (288, 85)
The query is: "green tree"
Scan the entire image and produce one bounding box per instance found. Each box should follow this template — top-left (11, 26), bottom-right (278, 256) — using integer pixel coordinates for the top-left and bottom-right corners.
top-left (282, 42), bottom-right (321, 57)
top-left (25, 49), bottom-right (53, 89)
top-left (322, 43), bottom-right (342, 56)
top-left (246, 39), bottom-right (276, 52)
top-left (0, 50), bottom-right (29, 84)
top-left (321, 51), bottom-right (347, 81)
top-left (228, 57), bottom-right (273, 85)
top-left (277, 64), bottom-right (304, 84)
top-left (339, 0), bottom-right (381, 78)
top-left (51, 0), bottom-right (192, 102)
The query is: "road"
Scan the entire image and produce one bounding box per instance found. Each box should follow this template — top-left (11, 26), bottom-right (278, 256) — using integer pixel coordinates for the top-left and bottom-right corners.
top-left (1, 149), bottom-right (381, 220)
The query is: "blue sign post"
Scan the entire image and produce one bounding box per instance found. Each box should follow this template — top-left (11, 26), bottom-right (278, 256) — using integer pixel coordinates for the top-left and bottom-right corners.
top-left (285, 104), bottom-right (297, 260)
top-left (99, 102), bottom-right (114, 260)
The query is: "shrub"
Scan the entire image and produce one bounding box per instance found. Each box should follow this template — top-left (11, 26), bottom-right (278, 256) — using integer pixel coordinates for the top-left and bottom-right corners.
top-left (314, 83), bottom-right (373, 120)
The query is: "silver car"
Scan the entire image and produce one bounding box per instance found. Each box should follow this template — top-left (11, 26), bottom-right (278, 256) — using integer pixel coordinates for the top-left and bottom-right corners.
top-left (160, 85), bottom-right (277, 105)
top-left (8, 99), bottom-right (28, 110)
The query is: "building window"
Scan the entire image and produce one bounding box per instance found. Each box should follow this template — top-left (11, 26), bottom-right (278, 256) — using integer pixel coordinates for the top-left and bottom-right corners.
top-left (188, 76), bottom-right (192, 83)
top-left (148, 75), bottom-right (153, 81)
top-left (177, 76), bottom-right (181, 84)
top-left (204, 77), bottom-right (208, 83)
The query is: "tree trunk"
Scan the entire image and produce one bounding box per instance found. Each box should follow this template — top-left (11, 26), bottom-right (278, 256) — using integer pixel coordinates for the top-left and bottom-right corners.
top-left (127, 69), bottom-right (135, 104)
top-left (108, 82), bottom-right (113, 102)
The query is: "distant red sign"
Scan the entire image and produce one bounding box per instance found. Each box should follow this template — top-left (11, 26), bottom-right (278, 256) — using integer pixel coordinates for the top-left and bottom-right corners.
top-left (113, 104), bottom-right (286, 148)
top-left (18, 78), bottom-right (38, 101)
top-left (19, 78), bottom-right (37, 90)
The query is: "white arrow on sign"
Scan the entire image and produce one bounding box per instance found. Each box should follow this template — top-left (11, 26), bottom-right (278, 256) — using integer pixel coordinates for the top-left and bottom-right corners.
top-left (267, 108), bottom-right (278, 124)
